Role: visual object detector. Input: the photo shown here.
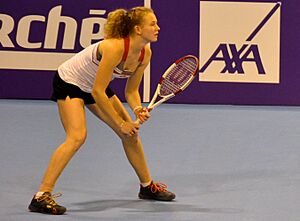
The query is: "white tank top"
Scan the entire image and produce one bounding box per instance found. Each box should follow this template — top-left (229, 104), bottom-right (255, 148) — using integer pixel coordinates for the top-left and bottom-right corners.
top-left (57, 38), bottom-right (145, 93)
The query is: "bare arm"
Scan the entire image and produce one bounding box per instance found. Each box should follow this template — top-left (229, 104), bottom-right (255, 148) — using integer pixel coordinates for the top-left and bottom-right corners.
top-left (92, 40), bottom-right (132, 130)
top-left (125, 45), bottom-right (152, 122)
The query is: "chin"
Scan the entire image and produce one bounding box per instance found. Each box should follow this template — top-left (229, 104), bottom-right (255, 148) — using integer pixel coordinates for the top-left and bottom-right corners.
top-left (151, 37), bottom-right (158, 42)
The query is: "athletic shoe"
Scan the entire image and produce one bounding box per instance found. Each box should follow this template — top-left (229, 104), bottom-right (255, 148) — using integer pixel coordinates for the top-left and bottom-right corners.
top-left (28, 192), bottom-right (66, 215)
top-left (138, 181), bottom-right (176, 201)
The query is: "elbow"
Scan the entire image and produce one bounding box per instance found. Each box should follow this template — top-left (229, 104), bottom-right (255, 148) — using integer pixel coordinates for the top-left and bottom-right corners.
top-left (91, 89), bottom-right (98, 100)
top-left (92, 88), bottom-right (107, 103)
top-left (125, 90), bottom-right (134, 101)
top-left (91, 88), bottom-right (103, 102)
top-left (125, 88), bottom-right (137, 98)
top-left (125, 92), bottom-right (130, 101)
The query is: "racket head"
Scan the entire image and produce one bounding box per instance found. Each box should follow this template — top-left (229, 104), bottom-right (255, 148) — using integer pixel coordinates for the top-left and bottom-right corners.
top-left (158, 55), bottom-right (199, 97)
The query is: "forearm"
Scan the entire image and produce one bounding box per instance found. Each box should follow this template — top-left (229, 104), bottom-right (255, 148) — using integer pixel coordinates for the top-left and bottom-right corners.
top-left (92, 91), bottom-right (124, 127)
top-left (125, 90), bottom-right (142, 112)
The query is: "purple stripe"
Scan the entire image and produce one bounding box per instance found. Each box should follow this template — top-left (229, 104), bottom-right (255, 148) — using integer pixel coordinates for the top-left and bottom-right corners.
top-left (246, 2), bottom-right (281, 41)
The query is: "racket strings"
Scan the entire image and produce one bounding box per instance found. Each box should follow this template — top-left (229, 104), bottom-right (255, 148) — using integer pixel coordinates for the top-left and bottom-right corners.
top-left (160, 58), bottom-right (197, 96)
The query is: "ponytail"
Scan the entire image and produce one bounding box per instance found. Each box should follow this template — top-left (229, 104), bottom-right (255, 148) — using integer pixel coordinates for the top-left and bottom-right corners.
top-left (104, 7), bottom-right (154, 39)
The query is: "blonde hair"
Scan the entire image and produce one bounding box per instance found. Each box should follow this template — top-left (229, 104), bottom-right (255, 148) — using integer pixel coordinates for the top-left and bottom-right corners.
top-left (104, 7), bottom-right (154, 39)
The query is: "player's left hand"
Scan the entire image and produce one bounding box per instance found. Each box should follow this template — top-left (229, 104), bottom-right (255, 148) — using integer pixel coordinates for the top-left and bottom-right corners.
top-left (135, 107), bottom-right (150, 124)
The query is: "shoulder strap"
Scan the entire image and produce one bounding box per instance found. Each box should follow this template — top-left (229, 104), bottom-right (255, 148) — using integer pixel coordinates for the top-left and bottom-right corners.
top-left (138, 48), bottom-right (145, 63)
top-left (122, 37), bottom-right (145, 63)
top-left (121, 37), bottom-right (130, 62)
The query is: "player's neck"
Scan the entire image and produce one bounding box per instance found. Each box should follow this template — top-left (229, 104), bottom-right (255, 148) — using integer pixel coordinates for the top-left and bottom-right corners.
top-left (129, 35), bottom-right (147, 53)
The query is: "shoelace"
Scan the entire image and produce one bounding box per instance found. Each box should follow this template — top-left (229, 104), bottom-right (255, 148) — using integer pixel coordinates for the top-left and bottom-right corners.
top-left (149, 182), bottom-right (168, 193)
top-left (37, 192), bottom-right (62, 206)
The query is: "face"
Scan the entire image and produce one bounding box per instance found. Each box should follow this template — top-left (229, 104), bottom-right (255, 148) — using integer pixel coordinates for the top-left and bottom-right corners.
top-left (137, 13), bottom-right (160, 42)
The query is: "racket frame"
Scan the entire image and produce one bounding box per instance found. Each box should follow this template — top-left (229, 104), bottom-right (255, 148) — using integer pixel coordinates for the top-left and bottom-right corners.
top-left (147, 55), bottom-right (199, 111)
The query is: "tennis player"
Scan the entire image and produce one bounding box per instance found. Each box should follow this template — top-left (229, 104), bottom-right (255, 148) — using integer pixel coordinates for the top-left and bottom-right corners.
top-left (28, 6), bottom-right (175, 215)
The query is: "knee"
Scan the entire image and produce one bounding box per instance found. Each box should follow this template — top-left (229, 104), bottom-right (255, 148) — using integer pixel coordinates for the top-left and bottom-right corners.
top-left (121, 133), bottom-right (139, 145)
top-left (65, 130), bottom-right (87, 151)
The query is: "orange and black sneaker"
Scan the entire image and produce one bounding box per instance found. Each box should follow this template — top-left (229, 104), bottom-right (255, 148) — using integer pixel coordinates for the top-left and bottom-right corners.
top-left (28, 192), bottom-right (66, 215)
top-left (138, 181), bottom-right (176, 201)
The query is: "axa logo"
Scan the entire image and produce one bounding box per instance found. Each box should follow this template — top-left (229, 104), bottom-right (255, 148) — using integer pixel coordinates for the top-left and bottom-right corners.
top-left (200, 43), bottom-right (265, 74)
top-left (0, 5), bottom-right (107, 70)
top-left (199, 1), bottom-right (281, 83)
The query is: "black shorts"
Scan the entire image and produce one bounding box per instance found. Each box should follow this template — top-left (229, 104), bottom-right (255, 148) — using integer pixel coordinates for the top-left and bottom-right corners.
top-left (51, 72), bottom-right (115, 105)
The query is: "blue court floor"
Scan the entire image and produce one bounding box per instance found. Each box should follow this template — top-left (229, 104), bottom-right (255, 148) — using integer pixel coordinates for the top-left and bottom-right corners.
top-left (1, 99), bottom-right (300, 221)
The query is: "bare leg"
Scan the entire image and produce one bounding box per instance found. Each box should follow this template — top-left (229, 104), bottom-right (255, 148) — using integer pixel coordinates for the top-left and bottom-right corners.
top-left (87, 96), bottom-right (152, 184)
top-left (39, 97), bottom-right (87, 193)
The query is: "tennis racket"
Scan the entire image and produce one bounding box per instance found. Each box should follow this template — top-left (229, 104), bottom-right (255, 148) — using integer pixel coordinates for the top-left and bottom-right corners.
top-left (135, 55), bottom-right (199, 123)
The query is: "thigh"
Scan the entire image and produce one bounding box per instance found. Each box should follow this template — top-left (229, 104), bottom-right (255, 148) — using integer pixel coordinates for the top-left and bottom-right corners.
top-left (57, 96), bottom-right (87, 136)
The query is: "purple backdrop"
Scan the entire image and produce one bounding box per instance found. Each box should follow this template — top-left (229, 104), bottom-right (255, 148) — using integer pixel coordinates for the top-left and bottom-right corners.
top-left (1, 0), bottom-right (300, 105)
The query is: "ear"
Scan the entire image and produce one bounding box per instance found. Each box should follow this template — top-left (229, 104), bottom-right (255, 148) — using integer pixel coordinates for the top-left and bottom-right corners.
top-left (134, 25), bottom-right (142, 35)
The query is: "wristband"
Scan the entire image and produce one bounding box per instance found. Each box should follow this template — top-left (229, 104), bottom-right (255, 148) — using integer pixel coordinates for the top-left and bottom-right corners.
top-left (133, 106), bottom-right (143, 114)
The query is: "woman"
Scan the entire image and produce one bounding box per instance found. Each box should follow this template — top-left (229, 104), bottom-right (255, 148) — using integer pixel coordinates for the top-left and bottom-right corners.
top-left (28, 6), bottom-right (175, 215)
